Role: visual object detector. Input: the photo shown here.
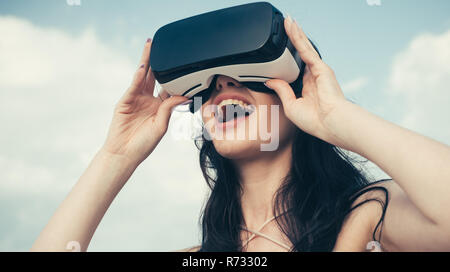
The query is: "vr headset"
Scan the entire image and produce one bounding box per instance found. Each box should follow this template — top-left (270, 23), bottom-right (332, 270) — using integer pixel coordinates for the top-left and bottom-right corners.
top-left (150, 1), bottom-right (306, 113)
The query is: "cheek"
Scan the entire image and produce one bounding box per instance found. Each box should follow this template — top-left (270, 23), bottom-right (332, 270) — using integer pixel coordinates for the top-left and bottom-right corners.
top-left (199, 93), bottom-right (294, 156)
top-left (255, 94), bottom-right (288, 135)
top-left (277, 110), bottom-right (296, 143)
top-left (257, 103), bottom-right (295, 143)
top-left (200, 102), bottom-right (216, 132)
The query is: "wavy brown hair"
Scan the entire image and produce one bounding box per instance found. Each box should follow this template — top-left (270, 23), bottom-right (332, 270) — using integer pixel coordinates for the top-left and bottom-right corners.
top-left (195, 41), bottom-right (389, 252)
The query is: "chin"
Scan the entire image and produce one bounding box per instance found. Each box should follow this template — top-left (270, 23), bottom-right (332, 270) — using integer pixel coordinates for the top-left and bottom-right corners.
top-left (212, 139), bottom-right (262, 160)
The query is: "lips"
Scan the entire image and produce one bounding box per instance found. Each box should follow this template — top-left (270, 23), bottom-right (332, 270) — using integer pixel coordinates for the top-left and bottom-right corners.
top-left (213, 93), bottom-right (252, 106)
top-left (210, 92), bottom-right (256, 129)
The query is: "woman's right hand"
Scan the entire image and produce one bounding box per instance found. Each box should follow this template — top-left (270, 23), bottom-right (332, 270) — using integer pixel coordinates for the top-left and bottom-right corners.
top-left (102, 39), bottom-right (190, 166)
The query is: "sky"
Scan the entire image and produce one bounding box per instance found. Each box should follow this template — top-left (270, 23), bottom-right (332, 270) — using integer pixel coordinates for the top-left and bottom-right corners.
top-left (0, 0), bottom-right (449, 251)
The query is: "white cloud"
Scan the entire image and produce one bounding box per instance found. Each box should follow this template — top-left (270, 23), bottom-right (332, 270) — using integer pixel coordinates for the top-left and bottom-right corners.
top-left (341, 77), bottom-right (369, 94)
top-left (0, 16), bottom-right (206, 251)
top-left (388, 29), bottom-right (450, 145)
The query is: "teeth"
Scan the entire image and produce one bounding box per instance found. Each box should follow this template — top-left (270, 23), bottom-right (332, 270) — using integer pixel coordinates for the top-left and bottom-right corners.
top-left (217, 99), bottom-right (249, 110)
top-left (215, 98), bottom-right (255, 123)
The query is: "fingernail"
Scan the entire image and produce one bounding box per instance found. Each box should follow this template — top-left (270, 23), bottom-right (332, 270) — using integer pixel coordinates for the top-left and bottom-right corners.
top-left (139, 64), bottom-right (145, 68)
top-left (264, 81), bottom-right (273, 89)
top-left (286, 15), bottom-right (296, 33)
top-left (178, 99), bottom-right (193, 106)
top-left (286, 14), bottom-right (293, 24)
top-left (146, 38), bottom-right (152, 43)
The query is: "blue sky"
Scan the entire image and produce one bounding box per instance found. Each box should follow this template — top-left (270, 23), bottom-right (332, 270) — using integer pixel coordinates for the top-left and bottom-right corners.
top-left (0, 0), bottom-right (449, 251)
top-left (2, 0), bottom-right (449, 117)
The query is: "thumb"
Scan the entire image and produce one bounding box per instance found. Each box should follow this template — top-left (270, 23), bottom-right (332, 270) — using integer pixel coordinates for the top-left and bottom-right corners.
top-left (265, 79), bottom-right (296, 111)
top-left (155, 96), bottom-right (191, 126)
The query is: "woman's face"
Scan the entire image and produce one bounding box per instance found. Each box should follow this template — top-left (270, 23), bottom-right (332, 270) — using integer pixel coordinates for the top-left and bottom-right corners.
top-left (201, 75), bottom-right (296, 159)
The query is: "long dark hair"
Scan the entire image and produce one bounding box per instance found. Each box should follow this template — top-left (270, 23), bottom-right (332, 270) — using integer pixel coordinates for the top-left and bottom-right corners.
top-left (195, 41), bottom-right (390, 252)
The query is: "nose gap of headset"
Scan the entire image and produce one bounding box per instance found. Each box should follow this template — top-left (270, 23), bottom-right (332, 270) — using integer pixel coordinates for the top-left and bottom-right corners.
top-left (217, 80), bottom-right (239, 90)
top-left (219, 82), bottom-right (236, 88)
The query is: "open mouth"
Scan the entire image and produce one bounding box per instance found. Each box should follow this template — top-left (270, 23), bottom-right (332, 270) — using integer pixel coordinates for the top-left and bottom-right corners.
top-left (215, 99), bottom-right (256, 124)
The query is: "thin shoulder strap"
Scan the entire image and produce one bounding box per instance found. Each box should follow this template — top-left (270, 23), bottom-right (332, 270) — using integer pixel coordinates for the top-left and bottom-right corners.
top-left (242, 216), bottom-right (291, 251)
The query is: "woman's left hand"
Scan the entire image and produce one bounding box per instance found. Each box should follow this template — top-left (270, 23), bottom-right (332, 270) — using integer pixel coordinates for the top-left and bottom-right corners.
top-left (264, 16), bottom-right (349, 144)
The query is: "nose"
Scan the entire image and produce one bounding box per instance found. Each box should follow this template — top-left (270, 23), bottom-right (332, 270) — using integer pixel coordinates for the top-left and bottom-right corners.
top-left (215, 75), bottom-right (243, 91)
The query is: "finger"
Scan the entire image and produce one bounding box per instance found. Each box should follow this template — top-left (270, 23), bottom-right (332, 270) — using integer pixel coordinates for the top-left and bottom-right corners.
top-left (158, 89), bottom-right (171, 100)
top-left (285, 18), bottom-right (320, 62)
top-left (264, 79), bottom-right (296, 111)
top-left (301, 66), bottom-right (316, 97)
top-left (155, 96), bottom-right (191, 127)
top-left (303, 65), bottom-right (314, 83)
top-left (128, 39), bottom-right (152, 96)
top-left (143, 68), bottom-right (156, 96)
top-left (139, 38), bottom-right (152, 70)
top-left (284, 18), bottom-right (324, 76)
top-left (117, 65), bottom-right (147, 105)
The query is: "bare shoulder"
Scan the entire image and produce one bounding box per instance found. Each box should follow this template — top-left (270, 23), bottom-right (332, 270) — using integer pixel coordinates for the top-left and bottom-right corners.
top-left (334, 179), bottom-right (401, 251)
top-left (351, 178), bottom-right (397, 206)
top-left (174, 245), bottom-right (201, 252)
top-left (348, 179), bottom-right (407, 232)
top-left (350, 178), bottom-right (410, 220)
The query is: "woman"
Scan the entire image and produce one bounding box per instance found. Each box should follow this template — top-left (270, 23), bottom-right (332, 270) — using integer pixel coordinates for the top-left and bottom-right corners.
top-left (31, 16), bottom-right (450, 252)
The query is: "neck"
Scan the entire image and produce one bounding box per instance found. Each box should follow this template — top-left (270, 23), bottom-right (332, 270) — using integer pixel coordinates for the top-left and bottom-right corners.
top-left (233, 140), bottom-right (293, 230)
